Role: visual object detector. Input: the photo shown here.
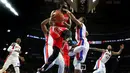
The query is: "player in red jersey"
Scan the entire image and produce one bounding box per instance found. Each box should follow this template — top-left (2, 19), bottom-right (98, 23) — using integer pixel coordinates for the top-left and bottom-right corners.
top-left (55, 3), bottom-right (72, 73)
top-left (37, 3), bottom-right (72, 73)
top-left (37, 18), bottom-right (65, 73)
top-left (38, 20), bottom-right (72, 73)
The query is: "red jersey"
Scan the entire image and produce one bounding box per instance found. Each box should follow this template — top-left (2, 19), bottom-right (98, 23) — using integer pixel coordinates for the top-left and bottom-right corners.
top-left (55, 13), bottom-right (70, 27)
top-left (49, 26), bottom-right (68, 49)
top-left (50, 11), bottom-right (70, 49)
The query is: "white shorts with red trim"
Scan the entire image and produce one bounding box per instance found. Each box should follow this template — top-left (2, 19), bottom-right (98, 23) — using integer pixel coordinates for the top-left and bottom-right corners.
top-left (3, 55), bottom-right (20, 69)
top-left (93, 60), bottom-right (106, 73)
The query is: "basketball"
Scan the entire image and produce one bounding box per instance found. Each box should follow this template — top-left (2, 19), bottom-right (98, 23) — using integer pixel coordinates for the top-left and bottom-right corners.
top-left (52, 10), bottom-right (64, 22)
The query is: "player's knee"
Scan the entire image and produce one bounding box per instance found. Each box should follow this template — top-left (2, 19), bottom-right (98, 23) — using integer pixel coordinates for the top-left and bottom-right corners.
top-left (73, 47), bottom-right (81, 53)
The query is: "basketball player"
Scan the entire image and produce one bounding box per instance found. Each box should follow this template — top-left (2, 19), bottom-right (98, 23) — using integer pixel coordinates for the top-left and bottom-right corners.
top-left (37, 18), bottom-right (65, 73)
top-left (64, 9), bottom-right (90, 73)
top-left (0, 38), bottom-right (22, 73)
top-left (90, 44), bottom-right (124, 73)
top-left (39, 2), bottom-right (73, 71)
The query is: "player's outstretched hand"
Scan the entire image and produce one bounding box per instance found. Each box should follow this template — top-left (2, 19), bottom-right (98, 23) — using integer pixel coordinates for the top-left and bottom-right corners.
top-left (120, 44), bottom-right (124, 49)
top-left (19, 56), bottom-right (25, 62)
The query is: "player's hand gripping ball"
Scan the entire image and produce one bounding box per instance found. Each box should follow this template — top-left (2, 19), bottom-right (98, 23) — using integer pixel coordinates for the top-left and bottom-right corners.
top-left (51, 10), bottom-right (64, 22)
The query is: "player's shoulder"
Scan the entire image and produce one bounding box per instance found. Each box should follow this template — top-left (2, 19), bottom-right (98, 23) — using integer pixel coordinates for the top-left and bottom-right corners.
top-left (11, 42), bottom-right (16, 46)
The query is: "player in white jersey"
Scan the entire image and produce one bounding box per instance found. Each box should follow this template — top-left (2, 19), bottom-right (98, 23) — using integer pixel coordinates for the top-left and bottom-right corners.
top-left (90, 44), bottom-right (124, 73)
top-left (0, 38), bottom-right (22, 73)
top-left (36, 18), bottom-right (65, 73)
top-left (64, 9), bottom-right (89, 73)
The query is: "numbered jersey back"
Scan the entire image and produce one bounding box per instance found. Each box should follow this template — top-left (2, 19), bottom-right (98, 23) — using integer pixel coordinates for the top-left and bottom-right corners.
top-left (99, 50), bottom-right (112, 63)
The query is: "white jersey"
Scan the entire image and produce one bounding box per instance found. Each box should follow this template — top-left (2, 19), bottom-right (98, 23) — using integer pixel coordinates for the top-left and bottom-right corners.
top-left (98, 50), bottom-right (112, 63)
top-left (7, 43), bottom-right (21, 57)
top-left (75, 23), bottom-right (88, 46)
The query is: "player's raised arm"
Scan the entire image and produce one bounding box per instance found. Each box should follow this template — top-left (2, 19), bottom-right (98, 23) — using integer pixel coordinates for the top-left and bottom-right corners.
top-left (49, 10), bottom-right (57, 23)
top-left (112, 44), bottom-right (124, 55)
top-left (41, 10), bottom-right (56, 35)
top-left (41, 18), bottom-right (50, 35)
top-left (90, 47), bottom-right (106, 53)
top-left (63, 9), bottom-right (82, 27)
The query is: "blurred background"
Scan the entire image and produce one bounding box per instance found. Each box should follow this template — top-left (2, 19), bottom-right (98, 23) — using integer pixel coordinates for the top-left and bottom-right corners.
top-left (0, 0), bottom-right (130, 73)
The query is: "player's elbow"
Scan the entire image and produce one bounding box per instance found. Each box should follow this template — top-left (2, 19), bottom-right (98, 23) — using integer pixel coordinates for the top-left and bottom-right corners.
top-left (86, 32), bottom-right (89, 36)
